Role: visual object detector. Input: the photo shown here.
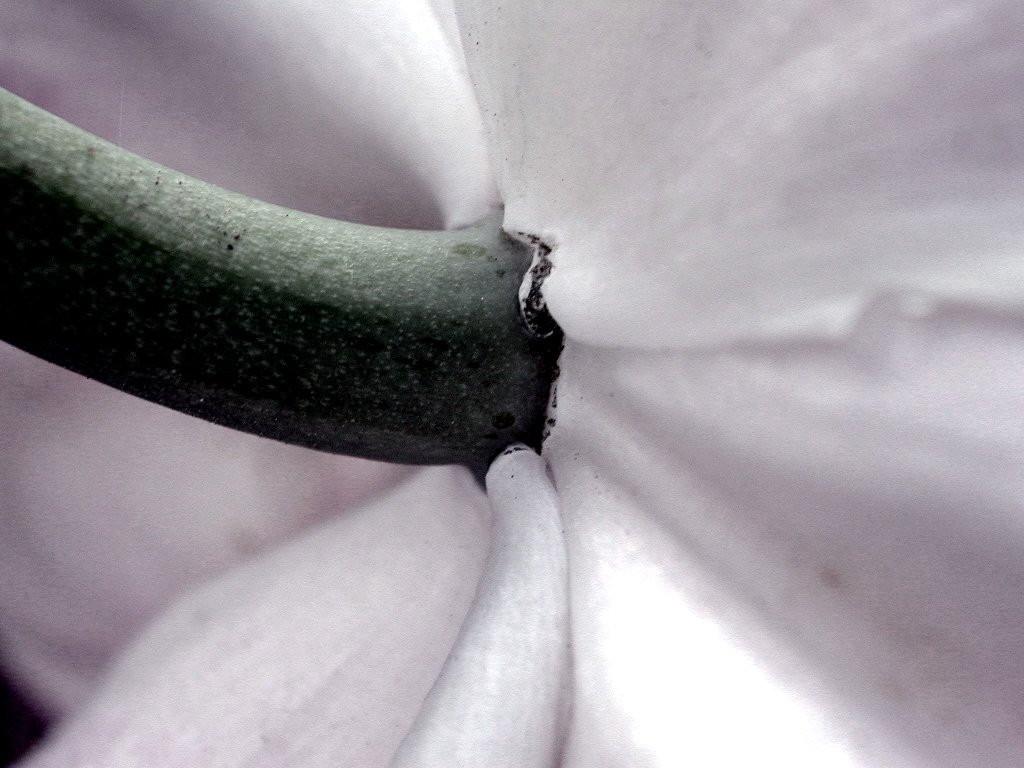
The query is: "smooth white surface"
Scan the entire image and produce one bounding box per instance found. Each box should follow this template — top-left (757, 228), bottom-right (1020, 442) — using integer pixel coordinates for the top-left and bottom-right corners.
top-left (455, 2), bottom-right (1024, 765)
top-left (545, 301), bottom-right (1024, 765)
top-left (0, 343), bottom-right (410, 716)
top-left (393, 447), bottom-right (569, 768)
top-left (17, 468), bottom-right (490, 768)
top-left (0, 0), bottom-right (497, 228)
top-left (457, 0), bottom-right (1024, 347)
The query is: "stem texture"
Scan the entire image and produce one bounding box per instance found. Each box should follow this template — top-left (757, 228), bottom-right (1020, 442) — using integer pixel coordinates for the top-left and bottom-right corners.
top-left (0, 87), bottom-right (560, 465)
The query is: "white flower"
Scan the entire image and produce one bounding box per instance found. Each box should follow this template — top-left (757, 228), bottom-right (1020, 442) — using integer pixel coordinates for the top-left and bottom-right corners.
top-left (4, 1), bottom-right (1024, 766)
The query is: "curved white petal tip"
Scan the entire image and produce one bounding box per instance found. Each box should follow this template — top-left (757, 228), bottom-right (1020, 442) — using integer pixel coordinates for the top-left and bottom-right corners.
top-left (392, 445), bottom-right (570, 768)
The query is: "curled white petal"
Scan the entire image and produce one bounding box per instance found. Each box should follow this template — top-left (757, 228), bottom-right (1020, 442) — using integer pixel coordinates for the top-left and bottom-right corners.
top-left (392, 446), bottom-right (570, 768)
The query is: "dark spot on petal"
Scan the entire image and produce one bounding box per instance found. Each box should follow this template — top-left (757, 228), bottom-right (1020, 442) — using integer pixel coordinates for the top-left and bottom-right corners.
top-left (818, 566), bottom-right (844, 591)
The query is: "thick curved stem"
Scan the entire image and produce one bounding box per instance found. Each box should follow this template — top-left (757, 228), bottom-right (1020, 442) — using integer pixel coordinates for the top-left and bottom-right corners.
top-left (0, 87), bottom-right (560, 466)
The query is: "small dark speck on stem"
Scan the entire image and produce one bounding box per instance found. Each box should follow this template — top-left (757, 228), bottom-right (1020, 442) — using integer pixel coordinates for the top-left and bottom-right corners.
top-left (492, 411), bottom-right (516, 429)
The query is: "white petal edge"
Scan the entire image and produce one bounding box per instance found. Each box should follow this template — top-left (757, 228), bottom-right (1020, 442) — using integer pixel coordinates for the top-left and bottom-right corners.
top-left (0, 0), bottom-right (497, 227)
top-left (0, 343), bottom-right (412, 717)
top-left (391, 446), bottom-right (570, 768)
top-left (16, 466), bottom-right (490, 768)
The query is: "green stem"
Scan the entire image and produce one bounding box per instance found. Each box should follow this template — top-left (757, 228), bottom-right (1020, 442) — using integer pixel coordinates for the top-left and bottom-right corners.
top-left (0, 87), bottom-right (560, 466)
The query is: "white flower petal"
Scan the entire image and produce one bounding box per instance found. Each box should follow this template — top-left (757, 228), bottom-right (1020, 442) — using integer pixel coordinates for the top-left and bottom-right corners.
top-left (16, 467), bottom-right (490, 768)
top-left (0, 0), bottom-right (496, 227)
top-left (0, 344), bottom-right (412, 717)
top-left (457, 0), bottom-right (1024, 347)
top-left (546, 296), bottom-right (1024, 766)
top-left (458, 6), bottom-right (1024, 761)
top-left (393, 446), bottom-right (569, 768)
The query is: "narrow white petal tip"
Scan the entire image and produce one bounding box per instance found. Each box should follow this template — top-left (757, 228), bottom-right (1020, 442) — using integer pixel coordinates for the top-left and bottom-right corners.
top-left (392, 446), bottom-right (570, 768)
